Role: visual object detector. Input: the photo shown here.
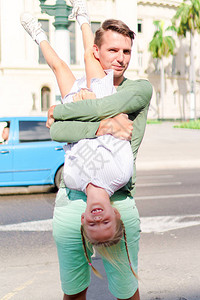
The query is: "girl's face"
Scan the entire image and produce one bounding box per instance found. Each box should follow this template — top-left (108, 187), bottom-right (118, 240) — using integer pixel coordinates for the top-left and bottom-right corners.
top-left (81, 203), bottom-right (121, 243)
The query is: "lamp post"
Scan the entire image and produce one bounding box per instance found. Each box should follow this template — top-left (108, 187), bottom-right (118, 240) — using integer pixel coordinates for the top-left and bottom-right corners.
top-left (39, 0), bottom-right (72, 102)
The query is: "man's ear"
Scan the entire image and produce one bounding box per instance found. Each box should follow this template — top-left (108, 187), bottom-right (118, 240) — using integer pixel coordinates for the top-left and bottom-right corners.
top-left (93, 44), bottom-right (100, 60)
top-left (81, 213), bottom-right (85, 225)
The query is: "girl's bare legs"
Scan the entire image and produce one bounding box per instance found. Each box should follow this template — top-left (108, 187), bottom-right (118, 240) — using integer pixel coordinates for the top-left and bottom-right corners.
top-left (69, 0), bottom-right (105, 88)
top-left (81, 23), bottom-right (105, 88)
top-left (39, 40), bottom-right (76, 98)
top-left (21, 13), bottom-right (76, 99)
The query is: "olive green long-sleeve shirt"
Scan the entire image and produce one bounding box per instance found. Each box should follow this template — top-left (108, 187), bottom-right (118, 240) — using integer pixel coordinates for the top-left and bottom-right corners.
top-left (51, 78), bottom-right (153, 196)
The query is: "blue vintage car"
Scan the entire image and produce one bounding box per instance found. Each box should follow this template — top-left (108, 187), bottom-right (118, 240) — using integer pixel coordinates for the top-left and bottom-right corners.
top-left (0, 116), bottom-right (65, 188)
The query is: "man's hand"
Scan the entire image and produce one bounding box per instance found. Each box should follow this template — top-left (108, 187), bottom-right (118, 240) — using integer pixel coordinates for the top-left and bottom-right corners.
top-left (96, 113), bottom-right (133, 141)
top-left (73, 89), bottom-right (96, 102)
top-left (46, 105), bottom-right (56, 128)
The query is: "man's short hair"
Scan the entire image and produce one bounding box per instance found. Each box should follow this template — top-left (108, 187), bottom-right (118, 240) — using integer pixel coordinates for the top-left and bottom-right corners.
top-left (94, 19), bottom-right (135, 48)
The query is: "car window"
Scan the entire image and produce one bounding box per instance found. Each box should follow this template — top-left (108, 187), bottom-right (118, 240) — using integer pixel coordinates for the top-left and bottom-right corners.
top-left (19, 121), bottom-right (51, 143)
top-left (0, 121), bottom-right (10, 144)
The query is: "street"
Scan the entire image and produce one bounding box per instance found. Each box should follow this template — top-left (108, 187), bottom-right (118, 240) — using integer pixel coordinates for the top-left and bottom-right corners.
top-left (0, 168), bottom-right (200, 300)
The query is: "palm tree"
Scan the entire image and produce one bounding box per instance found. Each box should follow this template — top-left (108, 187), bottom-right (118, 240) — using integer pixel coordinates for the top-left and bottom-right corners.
top-left (172, 0), bottom-right (200, 119)
top-left (149, 20), bottom-right (176, 119)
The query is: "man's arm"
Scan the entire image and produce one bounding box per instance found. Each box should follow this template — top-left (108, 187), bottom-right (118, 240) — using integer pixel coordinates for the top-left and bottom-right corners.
top-left (50, 120), bottom-right (99, 143)
top-left (53, 80), bottom-right (152, 122)
top-left (50, 114), bottom-right (133, 143)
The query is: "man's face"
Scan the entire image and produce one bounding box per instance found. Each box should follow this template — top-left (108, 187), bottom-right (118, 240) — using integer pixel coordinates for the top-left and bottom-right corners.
top-left (2, 127), bottom-right (9, 141)
top-left (93, 30), bottom-right (132, 85)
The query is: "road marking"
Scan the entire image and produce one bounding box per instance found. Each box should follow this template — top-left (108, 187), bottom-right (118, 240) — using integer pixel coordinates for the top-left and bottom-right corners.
top-left (0, 219), bottom-right (52, 231)
top-left (137, 175), bottom-right (174, 179)
top-left (135, 193), bottom-right (200, 201)
top-left (141, 215), bottom-right (200, 233)
top-left (0, 280), bottom-right (33, 300)
top-left (0, 214), bottom-right (200, 234)
top-left (137, 181), bottom-right (182, 187)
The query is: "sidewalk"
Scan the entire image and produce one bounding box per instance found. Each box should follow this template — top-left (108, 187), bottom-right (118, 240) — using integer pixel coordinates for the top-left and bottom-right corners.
top-left (136, 121), bottom-right (200, 171)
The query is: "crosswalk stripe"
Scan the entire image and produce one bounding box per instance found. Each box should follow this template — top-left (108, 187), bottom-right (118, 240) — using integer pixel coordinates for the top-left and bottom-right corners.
top-left (0, 215), bottom-right (200, 233)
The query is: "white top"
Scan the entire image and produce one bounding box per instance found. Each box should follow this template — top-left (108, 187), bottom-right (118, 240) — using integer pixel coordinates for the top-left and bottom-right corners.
top-left (62, 70), bottom-right (133, 196)
top-left (62, 69), bottom-right (116, 103)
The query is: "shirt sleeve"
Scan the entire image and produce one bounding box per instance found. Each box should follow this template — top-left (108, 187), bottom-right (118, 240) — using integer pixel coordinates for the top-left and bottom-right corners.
top-left (53, 80), bottom-right (152, 122)
top-left (50, 120), bottom-right (100, 143)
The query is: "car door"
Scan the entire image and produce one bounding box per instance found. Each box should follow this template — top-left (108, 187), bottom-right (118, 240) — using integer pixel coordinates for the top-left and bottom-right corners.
top-left (0, 120), bottom-right (13, 184)
top-left (13, 119), bottom-right (65, 185)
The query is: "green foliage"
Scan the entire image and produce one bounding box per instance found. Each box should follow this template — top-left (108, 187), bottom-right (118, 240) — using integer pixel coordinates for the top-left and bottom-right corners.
top-left (172, 0), bottom-right (200, 36)
top-left (174, 119), bottom-right (200, 129)
top-left (149, 20), bottom-right (176, 59)
top-left (147, 120), bottom-right (162, 124)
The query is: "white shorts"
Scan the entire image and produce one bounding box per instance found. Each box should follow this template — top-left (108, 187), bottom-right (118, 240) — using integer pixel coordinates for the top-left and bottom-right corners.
top-left (62, 69), bottom-right (116, 104)
top-left (63, 135), bottom-right (133, 196)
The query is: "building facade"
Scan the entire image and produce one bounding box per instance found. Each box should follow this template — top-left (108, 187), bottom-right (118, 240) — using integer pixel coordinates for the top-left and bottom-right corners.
top-left (0, 0), bottom-right (200, 119)
top-left (138, 0), bottom-right (200, 120)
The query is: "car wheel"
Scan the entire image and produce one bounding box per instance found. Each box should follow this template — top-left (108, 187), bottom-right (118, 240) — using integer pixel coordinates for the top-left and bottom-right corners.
top-left (55, 166), bottom-right (64, 189)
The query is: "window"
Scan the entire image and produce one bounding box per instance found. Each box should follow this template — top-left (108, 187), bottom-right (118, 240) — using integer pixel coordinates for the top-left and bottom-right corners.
top-left (69, 21), bottom-right (101, 64)
top-left (172, 55), bottom-right (176, 75)
top-left (173, 91), bottom-right (178, 104)
top-left (156, 91), bottom-right (160, 105)
top-left (19, 121), bottom-right (51, 143)
top-left (41, 86), bottom-right (51, 111)
top-left (137, 19), bottom-right (142, 33)
top-left (68, 21), bottom-right (76, 64)
top-left (138, 51), bottom-right (143, 68)
top-left (38, 20), bottom-right (49, 64)
top-left (91, 22), bottom-right (101, 34)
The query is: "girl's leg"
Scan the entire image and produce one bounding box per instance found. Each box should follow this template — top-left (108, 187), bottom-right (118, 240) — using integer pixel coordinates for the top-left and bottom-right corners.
top-left (69, 0), bottom-right (105, 87)
top-left (21, 13), bottom-right (75, 98)
top-left (39, 40), bottom-right (76, 98)
top-left (81, 23), bottom-right (105, 88)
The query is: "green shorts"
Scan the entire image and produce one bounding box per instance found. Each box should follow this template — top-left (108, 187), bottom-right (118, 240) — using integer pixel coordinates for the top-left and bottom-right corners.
top-left (53, 187), bottom-right (140, 299)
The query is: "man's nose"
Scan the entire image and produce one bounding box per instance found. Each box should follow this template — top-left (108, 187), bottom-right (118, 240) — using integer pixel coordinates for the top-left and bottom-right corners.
top-left (93, 216), bottom-right (102, 222)
top-left (117, 51), bottom-right (124, 62)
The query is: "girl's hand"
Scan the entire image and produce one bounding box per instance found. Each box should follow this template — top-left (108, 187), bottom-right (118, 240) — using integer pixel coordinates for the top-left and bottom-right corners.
top-left (73, 89), bottom-right (96, 102)
top-left (96, 113), bottom-right (133, 141)
top-left (46, 105), bottom-right (56, 128)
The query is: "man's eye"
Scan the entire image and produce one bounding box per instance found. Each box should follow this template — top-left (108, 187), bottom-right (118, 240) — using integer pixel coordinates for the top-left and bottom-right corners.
top-left (89, 223), bottom-right (95, 227)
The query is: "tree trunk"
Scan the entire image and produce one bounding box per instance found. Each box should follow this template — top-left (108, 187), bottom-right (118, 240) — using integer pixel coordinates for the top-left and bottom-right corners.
top-left (189, 31), bottom-right (196, 119)
top-left (160, 58), bottom-right (165, 119)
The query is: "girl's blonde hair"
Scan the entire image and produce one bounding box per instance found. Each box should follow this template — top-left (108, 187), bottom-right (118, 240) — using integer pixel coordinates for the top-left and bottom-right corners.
top-left (80, 219), bottom-right (138, 279)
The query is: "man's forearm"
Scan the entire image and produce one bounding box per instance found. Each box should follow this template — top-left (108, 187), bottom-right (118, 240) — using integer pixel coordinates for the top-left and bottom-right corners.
top-left (53, 80), bottom-right (152, 122)
top-left (50, 120), bottom-right (100, 143)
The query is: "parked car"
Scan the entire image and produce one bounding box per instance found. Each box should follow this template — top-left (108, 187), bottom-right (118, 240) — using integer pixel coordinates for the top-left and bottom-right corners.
top-left (0, 116), bottom-right (66, 189)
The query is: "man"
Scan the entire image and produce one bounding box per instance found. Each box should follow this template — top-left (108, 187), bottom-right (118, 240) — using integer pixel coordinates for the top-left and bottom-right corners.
top-left (0, 124), bottom-right (9, 144)
top-left (47, 19), bottom-right (152, 300)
